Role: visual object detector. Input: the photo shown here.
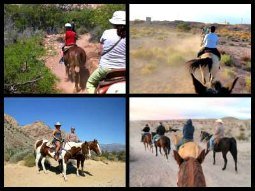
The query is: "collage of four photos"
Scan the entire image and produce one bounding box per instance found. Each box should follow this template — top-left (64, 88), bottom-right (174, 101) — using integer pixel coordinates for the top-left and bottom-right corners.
top-left (3, 3), bottom-right (252, 188)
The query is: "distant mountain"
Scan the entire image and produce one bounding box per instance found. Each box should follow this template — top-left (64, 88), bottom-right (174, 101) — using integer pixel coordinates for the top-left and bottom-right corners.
top-left (100, 143), bottom-right (126, 152)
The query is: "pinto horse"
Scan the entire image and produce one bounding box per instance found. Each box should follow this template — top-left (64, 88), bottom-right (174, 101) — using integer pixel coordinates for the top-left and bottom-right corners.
top-left (142, 133), bottom-right (153, 153)
top-left (63, 45), bottom-right (89, 93)
top-left (186, 52), bottom-right (220, 85)
top-left (174, 149), bottom-right (206, 187)
top-left (200, 131), bottom-right (238, 172)
top-left (34, 140), bottom-right (91, 181)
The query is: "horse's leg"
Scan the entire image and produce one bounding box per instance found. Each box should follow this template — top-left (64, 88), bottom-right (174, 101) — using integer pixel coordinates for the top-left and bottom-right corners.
top-left (230, 147), bottom-right (238, 173)
top-left (81, 158), bottom-right (85, 176)
top-left (199, 65), bottom-right (206, 84)
top-left (159, 147), bottom-right (162, 155)
top-left (63, 161), bottom-right (68, 181)
top-left (76, 159), bottom-right (80, 176)
top-left (213, 151), bottom-right (216, 165)
top-left (144, 142), bottom-right (146, 151)
top-left (35, 152), bottom-right (41, 173)
top-left (41, 157), bottom-right (48, 174)
top-left (164, 147), bottom-right (168, 160)
top-left (222, 151), bottom-right (228, 170)
top-left (155, 145), bottom-right (158, 157)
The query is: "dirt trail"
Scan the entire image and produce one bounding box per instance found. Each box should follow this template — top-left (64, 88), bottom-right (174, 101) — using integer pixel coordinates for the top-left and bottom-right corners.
top-left (130, 121), bottom-right (251, 187)
top-left (4, 159), bottom-right (125, 187)
top-left (44, 33), bottom-right (100, 93)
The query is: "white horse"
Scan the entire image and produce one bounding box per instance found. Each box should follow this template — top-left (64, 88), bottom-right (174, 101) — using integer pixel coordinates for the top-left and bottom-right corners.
top-left (186, 52), bottom-right (220, 86)
top-left (106, 81), bottom-right (125, 94)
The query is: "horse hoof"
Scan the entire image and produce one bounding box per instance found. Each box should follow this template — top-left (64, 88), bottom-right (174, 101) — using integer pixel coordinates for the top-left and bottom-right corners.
top-left (44, 171), bottom-right (48, 174)
top-left (222, 168), bottom-right (226, 171)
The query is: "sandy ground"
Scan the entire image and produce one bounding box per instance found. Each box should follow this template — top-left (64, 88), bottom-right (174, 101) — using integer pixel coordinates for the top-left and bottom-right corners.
top-left (4, 159), bottom-right (125, 187)
top-left (129, 121), bottom-right (251, 187)
top-left (44, 34), bottom-right (99, 93)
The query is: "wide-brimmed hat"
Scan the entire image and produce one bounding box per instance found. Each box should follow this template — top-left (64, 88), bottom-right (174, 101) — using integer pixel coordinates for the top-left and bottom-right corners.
top-left (55, 122), bottom-right (61, 126)
top-left (109, 11), bottom-right (125, 25)
top-left (71, 127), bottom-right (75, 130)
top-left (215, 119), bottom-right (223, 124)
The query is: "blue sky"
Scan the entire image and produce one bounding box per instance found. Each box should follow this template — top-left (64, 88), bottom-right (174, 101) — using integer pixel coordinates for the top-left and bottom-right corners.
top-left (130, 98), bottom-right (251, 120)
top-left (4, 98), bottom-right (126, 145)
top-left (130, 4), bottom-right (251, 24)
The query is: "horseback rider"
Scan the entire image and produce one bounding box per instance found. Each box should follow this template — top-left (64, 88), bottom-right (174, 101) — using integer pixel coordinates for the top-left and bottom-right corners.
top-left (176, 119), bottom-right (195, 150)
top-left (197, 25), bottom-right (221, 60)
top-left (86, 10), bottom-right (126, 93)
top-left (59, 23), bottom-right (77, 64)
top-left (152, 122), bottom-right (166, 144)
top-left (66, 127), bottom-right (80, 142)
top-left (52, 122), bottom-right (64, 161)
top-left (141, 124), bottom-right (150, 142)
top-left (209, 119), bottom-right (224, 150)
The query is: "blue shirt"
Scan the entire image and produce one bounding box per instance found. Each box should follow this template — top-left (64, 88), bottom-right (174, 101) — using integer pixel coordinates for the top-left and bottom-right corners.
top-left (203, 32), bottom-right (218, 48)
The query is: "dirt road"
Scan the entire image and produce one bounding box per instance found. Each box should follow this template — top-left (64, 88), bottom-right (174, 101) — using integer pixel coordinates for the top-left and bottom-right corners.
top-left (44, 33), bottom-right (100, 93)
top-left (4, 159), bottom-right (125, 187)
top-left (130, 121), bottom-right (251, 187)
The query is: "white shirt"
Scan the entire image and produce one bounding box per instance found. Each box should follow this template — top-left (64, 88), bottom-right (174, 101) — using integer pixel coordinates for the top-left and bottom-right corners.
top-left (99, 29), bottom-right (126, 69)
top-left (203, 32), bottom-right (218, 48)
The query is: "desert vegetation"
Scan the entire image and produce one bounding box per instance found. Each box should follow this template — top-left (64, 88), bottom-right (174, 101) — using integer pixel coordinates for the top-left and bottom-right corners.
top-left (130, 21), bottom-right (251, 93)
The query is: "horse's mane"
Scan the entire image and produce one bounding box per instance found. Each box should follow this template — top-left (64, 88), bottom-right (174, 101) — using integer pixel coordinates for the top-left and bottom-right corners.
top-left (186, 57), bottom-right (213, 73)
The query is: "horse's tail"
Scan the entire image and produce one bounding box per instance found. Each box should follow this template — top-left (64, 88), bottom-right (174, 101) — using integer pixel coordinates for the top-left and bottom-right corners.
top-left (186, 57), bottom-right (213, 73)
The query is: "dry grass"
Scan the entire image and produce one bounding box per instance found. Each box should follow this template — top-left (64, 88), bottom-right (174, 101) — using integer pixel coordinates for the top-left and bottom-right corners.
top-left (218, 28), bottom-right (251, 42)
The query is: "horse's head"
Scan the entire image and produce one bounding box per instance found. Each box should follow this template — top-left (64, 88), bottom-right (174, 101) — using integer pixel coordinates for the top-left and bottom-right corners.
top-left (191, 73), bottom-right (238, 95)
top-left (81, 141), bottom-right (91, 158)
top-left (174, 149), bottom-right (206, 187)
top-left (89, 139), bottom-right (102, 155)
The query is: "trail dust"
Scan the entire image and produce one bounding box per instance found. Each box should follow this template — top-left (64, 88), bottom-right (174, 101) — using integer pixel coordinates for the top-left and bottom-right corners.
top-left (130, 121), bottom-right (251, 187)
top-left (4, 159), bottom-right (125, 187)
top-left (43, 33), bottom-right (100, 93)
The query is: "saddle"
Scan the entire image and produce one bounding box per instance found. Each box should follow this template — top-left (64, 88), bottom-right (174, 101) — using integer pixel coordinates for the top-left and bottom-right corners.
top-left (62, 44), bottom-right (77, 53)
top-left (178, 142), bottom-right (201, 159)
top-left (96, 68), bottom-right (126, 94)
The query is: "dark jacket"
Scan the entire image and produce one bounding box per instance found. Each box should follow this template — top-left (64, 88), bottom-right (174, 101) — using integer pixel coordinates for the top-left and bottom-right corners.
top-left (142, 125), bottom-right (150, 132)
top-left (156, 125), bottom-right (166, 136)
top-left (183, 119), bottom-right (194, 140)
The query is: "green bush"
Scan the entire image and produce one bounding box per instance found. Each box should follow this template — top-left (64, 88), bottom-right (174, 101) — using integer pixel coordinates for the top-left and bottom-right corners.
top-left (24, 153), bottom-right (35, 167)
top-left (9, 149), bottom-right (31, 163)
top-left (176, 23), bottom-right (191, 32)
top-left (4, 36), bottom-right (58, 93)
top-left (221, 54), bottom-right (235, 67)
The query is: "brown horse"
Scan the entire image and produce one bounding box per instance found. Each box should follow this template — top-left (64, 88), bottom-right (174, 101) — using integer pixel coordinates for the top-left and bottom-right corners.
top-left (75, 139), bottom-right (102, 176)
top-left (63, 45), bottom-right (89, 93)
top-left (153, 134), bottom-right (171, 160)
top-left (174, 149), bottom-right (206, 187)
top-left (142, 133), bottom-right (153, 153)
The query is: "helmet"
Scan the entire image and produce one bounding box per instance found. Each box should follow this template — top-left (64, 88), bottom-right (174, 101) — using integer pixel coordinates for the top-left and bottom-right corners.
top-left (65, 23), bottom-right (72, 28)
top-left (55, 122), bottom-right (61, 126)
top-left (215, 119), bottom-right (223, 124)
top-left (109, 11), bottom-right (125, 25)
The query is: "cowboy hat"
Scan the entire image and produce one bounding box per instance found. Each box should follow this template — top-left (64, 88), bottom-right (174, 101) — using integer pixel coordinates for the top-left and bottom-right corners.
top-left (55, 122), bottom-right (61, 126)
top-left (109, 11), bottom-right (126, 25)
top-left (215, 119), bottom-right (223, 124)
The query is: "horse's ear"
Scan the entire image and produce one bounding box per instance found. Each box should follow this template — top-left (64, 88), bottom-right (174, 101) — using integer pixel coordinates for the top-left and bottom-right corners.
top-left (190, 73), bottom-right (207, 94)
top-left (197, 149), bottom-right (206, 164)
top-left (85, 141), bottom-right (87, 144)
top-left (173, 150), bottom-right (183, 166)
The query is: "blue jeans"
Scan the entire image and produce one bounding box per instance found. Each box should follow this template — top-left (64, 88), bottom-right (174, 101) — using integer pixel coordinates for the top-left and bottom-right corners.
top-left (152, 134), bottom-right (160, 144)
top-left (209, 136), bottom-right (215, 150)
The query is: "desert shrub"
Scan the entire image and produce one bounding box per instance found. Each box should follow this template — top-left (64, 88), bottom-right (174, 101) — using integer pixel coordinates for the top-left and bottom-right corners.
top-left (236, 132), bottom-right (248, 141)
top-left (9, 149), bottom-right (31, 163)
top-left (241, 56), bottom-right (251, 62)
top-left (221, 54), bottom-right (234, 67)
top-left (141, 62), bottom-right (157, 75)
top-left (245, 77), bottom-right (251, 93)
top-left (176, 23), bottom-right (191, 32)
top-left (23, 153), bottom-right (35, 167)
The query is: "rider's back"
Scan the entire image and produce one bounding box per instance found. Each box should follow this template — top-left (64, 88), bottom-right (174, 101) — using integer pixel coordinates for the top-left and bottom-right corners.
top-left (203, 33), bottom-right (218, 48)
top-left (99, 29), bottom-right (126, 69)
